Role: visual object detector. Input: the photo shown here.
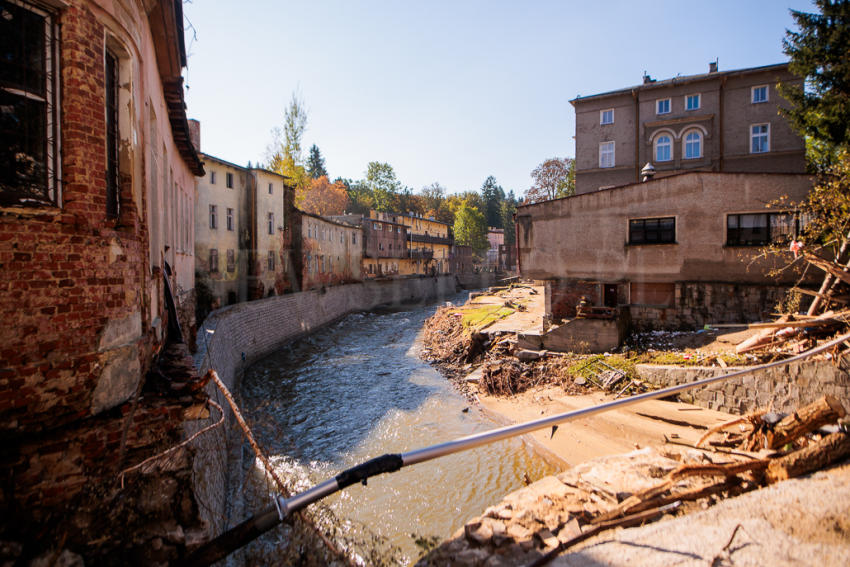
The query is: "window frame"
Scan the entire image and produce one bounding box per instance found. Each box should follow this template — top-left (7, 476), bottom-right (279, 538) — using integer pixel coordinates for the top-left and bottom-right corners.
top-left (226, 207), bottom-right (234, 231)
top-left (105, 48), bottom-right (120, 219)
top-left (209, 171), bottom-right (216, 184)
top-left (0, 0), bottom-right (61, 208)
top-left (628, 216), bottom-right (676, 245)
top-left (751, 85), bottom-right (768, 104)
top-left (268, 212), bottom-right (274, 235)
top-left (599, 141), bottom-right (615, 168)
top-left (656, 98), bottom-right (671, 115)
top-left (685, 93), bottom-right (700, 111)
top-left (226, 249), bottom-right (235, 272)
top-left (750, 123), bottom-right (770, 154)
top-left (654, 134), bottom-right (672, 162)
top-left (268, 182), bottom-right (273, 194)
top-left (209, 204), bottom-right (217, 229)
top-left (600, 108), bottom-right (614, 125)
top-left (727, 212), bottom-right (797, 246)
top-left (226, 172), bottom-right (234, 188)
top-left (683, 130), bottom-right (703, 160)
top-left (209, 249), bottom-right (219, 272)
top-left (267, 250), bottom-right (275, 271)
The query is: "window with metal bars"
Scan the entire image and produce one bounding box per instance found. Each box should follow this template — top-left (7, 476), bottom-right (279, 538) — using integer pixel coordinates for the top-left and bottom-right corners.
top-left (0, 0), bottom-right (60, 207)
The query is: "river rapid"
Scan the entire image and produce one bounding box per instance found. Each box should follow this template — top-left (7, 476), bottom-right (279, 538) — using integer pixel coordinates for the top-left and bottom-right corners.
top-left (240, 294), bottom-right (555, 564)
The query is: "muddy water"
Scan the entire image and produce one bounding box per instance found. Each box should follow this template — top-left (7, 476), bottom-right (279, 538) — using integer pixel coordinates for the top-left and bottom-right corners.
top-left (241, 296), bottom-right (556, 564)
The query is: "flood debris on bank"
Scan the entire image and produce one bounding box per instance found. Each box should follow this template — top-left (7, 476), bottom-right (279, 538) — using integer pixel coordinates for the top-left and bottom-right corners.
top-left (416, 395), bottom-right (850, 567)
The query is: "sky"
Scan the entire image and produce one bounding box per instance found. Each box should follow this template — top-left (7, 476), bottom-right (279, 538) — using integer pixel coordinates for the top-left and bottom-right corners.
top-left (182, 0), bottom-right (815, 197)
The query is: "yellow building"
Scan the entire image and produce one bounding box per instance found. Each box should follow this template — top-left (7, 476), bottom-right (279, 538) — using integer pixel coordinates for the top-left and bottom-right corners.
top-left (370, 211), bottom-right (453, 275)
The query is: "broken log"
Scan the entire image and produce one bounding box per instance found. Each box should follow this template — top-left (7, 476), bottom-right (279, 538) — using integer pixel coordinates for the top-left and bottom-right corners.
top-left (766, 431), bottom-right (850, 484)
top-left (804, 252), bottom-right (850, 287)
top-left (767, 395), bottom-right (846, 449)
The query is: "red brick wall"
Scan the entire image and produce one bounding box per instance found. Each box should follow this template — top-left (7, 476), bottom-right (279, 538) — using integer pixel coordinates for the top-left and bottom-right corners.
top-left (0, 3), bottom-right (154, 435)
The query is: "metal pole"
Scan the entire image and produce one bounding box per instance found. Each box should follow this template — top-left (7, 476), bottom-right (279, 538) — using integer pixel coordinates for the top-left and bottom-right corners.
top-left (187, 331), bottom-right (850, 566)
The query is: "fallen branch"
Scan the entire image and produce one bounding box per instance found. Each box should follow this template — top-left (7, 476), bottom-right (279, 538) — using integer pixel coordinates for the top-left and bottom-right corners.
top-left (767, 395), bottom-right (846, 449)
top-left (766, 431), bottom-right (850, 483)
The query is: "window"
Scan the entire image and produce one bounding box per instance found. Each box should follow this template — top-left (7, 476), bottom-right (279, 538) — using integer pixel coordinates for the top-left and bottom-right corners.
top-left (727, 212), bottom-right (795, 246)
top-left (389, 243), bottom-right (392, 250)
top-left (751, 85), bottom-right (768, 103)
top-left (352, 233), bottom-right (357, 244)
top-left (1, 0), bottom-right (59, 207)
top-left (656, 98), bottom-right (671, 114)
top-left (226, 207), bottom-right (234, 231)
top-left (210, 171), bottom-right (216, 184)
top-left (226, 249), bottom-right (235, 272)
top-left (629, 217), bottom-right (675, 244)
top-left (684, 131), bottom-right (702, 159)
top-left (268, 250), bottom-right (275, 271)
top-left (654, 135), bottom-right (672, 162)
top-left (686, 94), bottom-right (700, 110)
top-left (268, 183), bottom-right (273, 194)
top-left (599, 141), bottom-right (615, 168)
top-left (209, 205), bottom-right (217, 229)
top-left (268, 212), bottom-right (274, 234)
top-left (226, 172), bottom-right (234, 188)
top-left (209, 249), bottom-right (219, 272)
top-left (105, 49), bottom-right (119, 219)
top-left (600, 108), bottom-right (614, 125)
top-left (374, 222), bottom-right (382, 230)
top-left (751, 123), bottom-right (769, 153)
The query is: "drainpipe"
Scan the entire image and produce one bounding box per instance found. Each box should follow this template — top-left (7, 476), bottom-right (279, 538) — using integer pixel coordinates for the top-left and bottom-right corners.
top-left (633, 89), bottom-right (640, 183)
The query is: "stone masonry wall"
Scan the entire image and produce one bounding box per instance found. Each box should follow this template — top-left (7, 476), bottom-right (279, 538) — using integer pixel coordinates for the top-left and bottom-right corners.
top-left (637, 359), bottom-right (850, 415)
top-left (187, 276), bottom-right (458, 561)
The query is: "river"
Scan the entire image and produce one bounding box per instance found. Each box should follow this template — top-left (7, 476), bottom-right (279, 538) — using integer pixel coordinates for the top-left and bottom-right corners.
top-left (240, 294), bottom-right (556, 564)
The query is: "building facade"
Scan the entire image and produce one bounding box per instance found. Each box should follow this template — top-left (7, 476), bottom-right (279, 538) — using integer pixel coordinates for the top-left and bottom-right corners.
top-left (194, 151), bottom-right (289, 312)
top-left (372, 211), bottom-right (453, 275)
top-left (299, 212), bottom-right (362, 289)
top-left (572, 63), bottom-right (806, 194)
top-left (517, 172), bottom-right (813, 328)
top-left (0, 0), bottom-right (208, 561)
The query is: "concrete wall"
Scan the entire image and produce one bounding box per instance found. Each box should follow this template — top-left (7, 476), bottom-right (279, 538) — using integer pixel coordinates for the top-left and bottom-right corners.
top-left (189, 275), bottom-right (459, 544)
top-left (517, 172), bottom-right (812, 285)
top-left (637, 360), bottom-right (850, 416)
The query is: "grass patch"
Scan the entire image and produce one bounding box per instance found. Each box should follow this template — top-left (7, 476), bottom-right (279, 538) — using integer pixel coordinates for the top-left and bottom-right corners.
top-left (459, 305), bottom-right (515, 329)
top-left (631, 352), bottom-right (749, 366)
top-left (567, 354), bottom-right (639, 381)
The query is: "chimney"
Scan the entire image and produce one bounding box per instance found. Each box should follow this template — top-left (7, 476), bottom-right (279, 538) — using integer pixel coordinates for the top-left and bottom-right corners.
top-left (641, 162), bottom-right (656, 182)
top-left (188, 118), bottom-right (201, 153)
top-left (709, 60), bottom-right (718, 73)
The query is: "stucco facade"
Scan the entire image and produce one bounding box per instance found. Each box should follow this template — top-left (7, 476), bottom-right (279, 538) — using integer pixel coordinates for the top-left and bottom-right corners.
top-left (517, 172), bottom-right (814, 327)
top-left (299, 212), bottom-right (362, 289)
top-left (572, 63), bottom-right (806, 194)
top-left (372, 211), bottom-right (453, 275)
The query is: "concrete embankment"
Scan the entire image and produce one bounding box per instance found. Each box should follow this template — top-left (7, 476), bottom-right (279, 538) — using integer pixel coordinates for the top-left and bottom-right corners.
top-left (186, 275), bottom-right (458, 562)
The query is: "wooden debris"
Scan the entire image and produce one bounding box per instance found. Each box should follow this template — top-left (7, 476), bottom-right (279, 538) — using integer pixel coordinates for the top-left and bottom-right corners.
top-left (766, 431), bottom-right (850, 483)
top-left (767, 395), bottom-right (846, 449)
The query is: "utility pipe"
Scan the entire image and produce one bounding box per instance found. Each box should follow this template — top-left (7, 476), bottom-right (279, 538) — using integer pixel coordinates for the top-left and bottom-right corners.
top-left (186, 330), bottom-right (850, 566)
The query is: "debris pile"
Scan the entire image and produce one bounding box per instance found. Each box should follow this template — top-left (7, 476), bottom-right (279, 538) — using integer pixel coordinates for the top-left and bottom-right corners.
top-left (418, 395), bottom-right (850, 567)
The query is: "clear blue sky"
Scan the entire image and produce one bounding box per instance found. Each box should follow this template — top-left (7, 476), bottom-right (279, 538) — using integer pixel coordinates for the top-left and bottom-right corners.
top-left (183, 0), bottom-right (814, 197)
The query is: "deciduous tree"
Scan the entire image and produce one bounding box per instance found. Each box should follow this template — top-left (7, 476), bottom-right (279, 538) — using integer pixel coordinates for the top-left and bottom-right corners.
top-left (453, 202), bottom-right (488, 251)
top-left (365, 161), bottom-right (401, 212)
top-left (301, 176), bottom-right (349, 216)
top-left (526, 157), bottom-right (575, 203)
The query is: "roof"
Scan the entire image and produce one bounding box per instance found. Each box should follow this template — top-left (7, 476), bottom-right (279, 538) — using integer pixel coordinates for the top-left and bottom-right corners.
top-left (569, 62), bottom-right (790, 106)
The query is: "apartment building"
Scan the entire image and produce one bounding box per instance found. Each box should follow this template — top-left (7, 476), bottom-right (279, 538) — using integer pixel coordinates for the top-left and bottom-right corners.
top-left (371, 211), bottom-right (453, 275)
top-left (572, 62), bottom-right (805, 194)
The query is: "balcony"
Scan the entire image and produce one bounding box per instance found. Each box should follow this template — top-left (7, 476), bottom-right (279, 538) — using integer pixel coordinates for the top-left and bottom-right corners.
top-left (410, 234), bottom-right (452, 246)
top-left (409, 247), bottom-right (434, 261)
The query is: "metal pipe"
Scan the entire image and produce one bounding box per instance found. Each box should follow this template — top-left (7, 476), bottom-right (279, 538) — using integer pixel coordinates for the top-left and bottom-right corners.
top-left (187, 330), bottom-right (850, 566)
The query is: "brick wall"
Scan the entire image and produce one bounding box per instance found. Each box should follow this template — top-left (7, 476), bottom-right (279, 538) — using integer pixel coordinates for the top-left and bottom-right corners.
top-left (188, 276), bottom-right (458, 560)
top-left (637, 359), bottom-right (850, 416)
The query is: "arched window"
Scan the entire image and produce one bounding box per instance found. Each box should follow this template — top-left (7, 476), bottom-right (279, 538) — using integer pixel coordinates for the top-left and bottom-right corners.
top-left (684, 131), bottom-right (702, 159)
top-left (654, 135), bottom-right (672, 162)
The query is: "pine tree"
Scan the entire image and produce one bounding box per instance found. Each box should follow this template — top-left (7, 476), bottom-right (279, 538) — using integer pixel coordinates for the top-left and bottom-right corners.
top-left (780, 0), bottom-right (850, 169)
top-left (306, 144), bottom-right (328, 179)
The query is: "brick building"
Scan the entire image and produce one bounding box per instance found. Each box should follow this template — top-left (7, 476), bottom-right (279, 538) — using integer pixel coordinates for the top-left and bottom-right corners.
top-left (371, 211), bottom-right (454, 275)
top-left (572, 62), bottom-right (805, 194)
top-left (0, 0), bottom-right (210, 562)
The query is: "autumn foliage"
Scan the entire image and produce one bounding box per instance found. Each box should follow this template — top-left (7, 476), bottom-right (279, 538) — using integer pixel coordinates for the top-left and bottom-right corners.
top-left (300, 175), bottom-right (349, 216)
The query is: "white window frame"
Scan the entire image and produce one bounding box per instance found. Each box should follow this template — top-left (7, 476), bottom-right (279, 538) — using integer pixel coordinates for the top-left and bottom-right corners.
top-left (750, 123), bottom-right (770, 153)
top-left (685, 93), bottom-right (700, 111)
top-left (654, 134), bottom-right (672, 162)
top-left (683, 130), bottom-right (703, 160)
top-left (599, 141), bottom-right (615, 168)
top-left (600, 108), bottom-right (614, 125)
top-left (656, 98), bottom-right (671, 115)
top-left (751, 85), bottom-right (768, 104)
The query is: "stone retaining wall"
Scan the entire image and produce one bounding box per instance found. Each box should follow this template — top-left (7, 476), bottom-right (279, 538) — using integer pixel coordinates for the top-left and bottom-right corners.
top-left (636, 360), bottom-right (850, 415)
top-left (186, 276), bottom-right (457, 562)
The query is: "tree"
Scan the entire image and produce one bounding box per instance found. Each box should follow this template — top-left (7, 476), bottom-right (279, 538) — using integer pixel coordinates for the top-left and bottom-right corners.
top-left (336, 177), bottom-right (374, 215)
top-left (480, 176), bottom-right (506, 228)
top-left (266, 91), bottom-right (309, 203)
top-left (365, 161), bottom-right (401, 212)
top-left (780, 0), bottom-right (850, 170)
top-left (500, 199), bottom-right (517, 246)
top-left (301, 176), bottom-right (349, 216)
top-left (306, 144), bottom-right (328, 179)
top-left (526, 157), bottom-right (575, 203)
top-left (420, 182), bottom-right (454, 225)
top-left (453, 201), bottom-right (488, 251)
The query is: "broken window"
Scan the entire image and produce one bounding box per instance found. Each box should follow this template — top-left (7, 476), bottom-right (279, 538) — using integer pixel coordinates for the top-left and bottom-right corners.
top-left (727, 212), bottom-right (795, 246)
top-left (629, 217), bottom-right (675, 244)
top-left (1, 0), bottom-right (59, 207)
